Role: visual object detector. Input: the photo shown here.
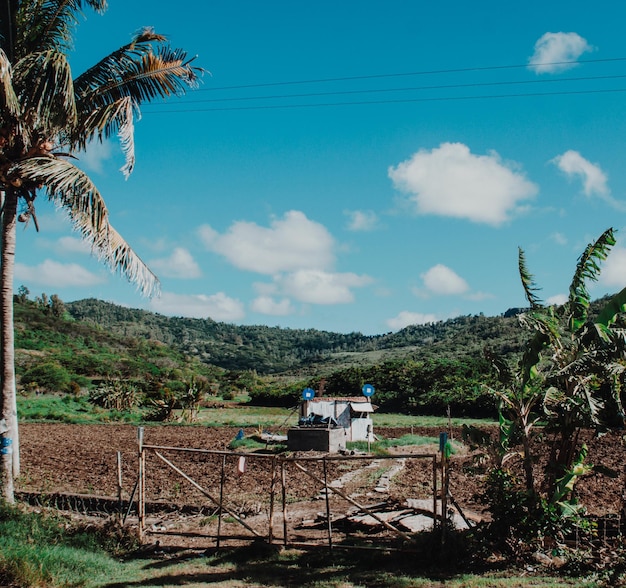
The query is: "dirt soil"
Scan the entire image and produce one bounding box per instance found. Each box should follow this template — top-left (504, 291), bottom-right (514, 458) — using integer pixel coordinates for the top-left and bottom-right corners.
top-left (15, 423), bottom-right (626, 548)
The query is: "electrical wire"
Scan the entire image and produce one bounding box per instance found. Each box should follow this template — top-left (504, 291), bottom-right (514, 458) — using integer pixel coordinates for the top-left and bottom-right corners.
top-left (144, 87), bottom-right (626, 114)
top-left (151, 73), bottom-right (626, 106)
top-left (140, 56), bottom-right (626, 114)
top-left (197, 56), bottom-right (626, 92)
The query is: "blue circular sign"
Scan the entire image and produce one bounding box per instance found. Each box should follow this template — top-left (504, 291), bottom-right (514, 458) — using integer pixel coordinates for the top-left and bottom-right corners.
top-left (362, 383), bottom-right (375, 397)
top-left (302, 387), bottom-right (315, 400)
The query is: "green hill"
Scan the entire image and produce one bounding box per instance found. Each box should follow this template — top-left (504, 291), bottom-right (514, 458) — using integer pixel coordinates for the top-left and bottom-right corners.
top-left (65, 298), bottom-right (528, 375)
top-left (20, 293), bottom-right (617, 418)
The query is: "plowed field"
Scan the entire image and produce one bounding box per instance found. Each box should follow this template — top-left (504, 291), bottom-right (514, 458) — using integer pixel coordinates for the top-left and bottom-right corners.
top-left (17, 423), bottom-right (625, 515)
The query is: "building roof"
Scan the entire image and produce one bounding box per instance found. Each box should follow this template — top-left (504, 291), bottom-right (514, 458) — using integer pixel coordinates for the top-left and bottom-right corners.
top-left (307, 396), bottom-right (371, 404)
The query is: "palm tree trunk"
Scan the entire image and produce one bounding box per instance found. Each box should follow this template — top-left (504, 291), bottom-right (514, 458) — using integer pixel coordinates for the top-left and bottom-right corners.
top-left (0, 188), bottom-right (18, 503)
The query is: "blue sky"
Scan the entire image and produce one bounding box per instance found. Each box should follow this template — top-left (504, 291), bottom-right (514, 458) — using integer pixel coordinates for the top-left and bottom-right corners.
top-left (13, 1), bottom-right (626, 335)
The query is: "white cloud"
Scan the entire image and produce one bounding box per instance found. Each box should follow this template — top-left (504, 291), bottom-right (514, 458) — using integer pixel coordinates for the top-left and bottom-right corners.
top-left (277, 270), bottom-right (373, 304)
top-left (149, 247), bottom-right (201, 279)
top-left (551, 150), bottom-right (609, 196)
top-left (30, 211), bottom-right (72, 233)
top-left (56, 236), bottom-right (92, 255)
top-left (15, 260), bottom-right (105, 287)
top-left (78, 139), bottom-right (113, 174)
top-left (388, 142), bottom-right (537, 226)
top-left (551, 232), bottom-right (568, 246)
top-left (149, 291), bottom-right (245, 321)
top-left (421, 264), bottom-right (469, 295)
top-left (251, 296), bottom-right (296, 316)
top-left (546, 293), bottom-right (568, 306)
top-left (528, 32), bottom-right (594, 74)
top-left (141, 237), bottom-right (170, 253)
top-left (465, 290), bottom-right (494, 302)
top-left (345, 210), bottom-right (378, 231)
top-left (599, 246), bottom-right (626, 289)
top-left (198, 210), bottom-right (335, 274)
top-left (197, 224), bottom-right (218, 246)
top-left (252, 281), bottom-right (278, 296)
top-left (386, 311), bottom-right (438, 331)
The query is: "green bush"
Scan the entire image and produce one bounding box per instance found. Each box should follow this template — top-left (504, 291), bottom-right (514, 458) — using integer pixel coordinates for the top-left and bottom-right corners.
top-left (20, 361), bottom-right (72, 393)
top-left (248, 381), bottom-right (304, 407)
top-left (481, 468), bottom-right (593, 550)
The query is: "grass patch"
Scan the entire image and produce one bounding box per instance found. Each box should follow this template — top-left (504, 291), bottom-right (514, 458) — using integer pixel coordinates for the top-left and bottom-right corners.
top-left (88, 543), bottom-right (597, 588)
top-left (0, 503), bottom-right (601, 587)
top-left (228, 432), bottom-right (288, 453)
top-left (347, 433), bottom-right (462, 455)
top-left (17, 393), bottom-right (498, 432)
top-left (17, 393), bottom-right (143, 425)
top-left (0, 502), bottom-right (134, 588)
top-left (197, 404), bottom-right (299, 428)
top-left (372, 412), bottom-right (497, 428)
top-left (227, 437), bottom-right (269, 451)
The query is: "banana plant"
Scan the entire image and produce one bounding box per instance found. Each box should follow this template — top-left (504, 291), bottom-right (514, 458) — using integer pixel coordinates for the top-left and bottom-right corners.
top-left (540, 228), bottom-right (626, 488)
top-left (483, 248), bottom-right (553, 492)
top-left (486, 228), bottom-right (626, 499)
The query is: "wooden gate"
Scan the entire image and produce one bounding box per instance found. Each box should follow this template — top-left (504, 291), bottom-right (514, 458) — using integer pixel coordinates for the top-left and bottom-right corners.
top-left (136, 427), bottom-right (451, 551)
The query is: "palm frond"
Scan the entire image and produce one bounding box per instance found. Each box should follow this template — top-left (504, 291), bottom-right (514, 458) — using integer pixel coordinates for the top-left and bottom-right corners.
top-left (77, 96), bottom-right (137, 177)
top-left (71, 29), bottom-right (201, 173)
top-left (73, 29), bottom-right (168, 99)
top-left (74, 28), bottom-right (200, 108)
top-left (91, 222), bottom-right (161, 298)
top-left (84, 44), bottom-right (201, 106)
top-left (518, 247), bottom-right (543, 308)
top-left (117, 98), bottom-right (135, 178)
top-left (17, 156), bottom-right (108, 230)
top-left (15, 0), bottom-right (107, 59)
top-left (0, 48), bottom-right (21, 121)
top-left (16, 156), bottom-right (160, 297)
top-left (13, 49), bottom-right (77, 136)
top-left (568, 227), bottom-right (616, 332)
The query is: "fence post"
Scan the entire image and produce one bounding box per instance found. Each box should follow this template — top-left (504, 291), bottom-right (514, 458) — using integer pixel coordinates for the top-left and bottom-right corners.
top-left (281, 461), bottom-right (288, 547)
top-left (439, 432), bottom-right (449, 547)
top-left (268, 457), bottom-right (276, 545)
top-left (217, 454), bottom-right (226, 549)
top-left (137, 427), bottom-right (145, 543)
top-left (116, 451), bottom-right (123, 525)
top-left (323, 457), bottom-right (333, 552)
top-left (432, 456), bottom-right (438, 531)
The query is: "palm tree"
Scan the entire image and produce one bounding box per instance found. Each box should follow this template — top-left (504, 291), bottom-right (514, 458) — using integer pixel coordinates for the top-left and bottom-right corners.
top-left (0, 1), bottom-right (202, 502)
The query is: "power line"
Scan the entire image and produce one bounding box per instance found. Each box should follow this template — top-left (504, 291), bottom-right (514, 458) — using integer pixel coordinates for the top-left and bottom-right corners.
top-left (144, 87), bottom-right (626, 114)
top-left (197, 57), bottom-right (626, 92)
top-left (151, 73), bottom-right (626, 106)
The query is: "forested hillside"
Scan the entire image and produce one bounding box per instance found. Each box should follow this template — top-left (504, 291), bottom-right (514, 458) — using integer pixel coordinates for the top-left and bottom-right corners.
top-left (66, 298), bottom-right (528, 374)
top-left (12, 293), bottom-right (615, 417)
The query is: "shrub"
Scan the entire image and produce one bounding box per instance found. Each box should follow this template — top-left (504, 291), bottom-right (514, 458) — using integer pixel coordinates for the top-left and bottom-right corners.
top-left (89, 380), bottom-right (141, 411)
top-left (20, 361), bottom-right (72, 393)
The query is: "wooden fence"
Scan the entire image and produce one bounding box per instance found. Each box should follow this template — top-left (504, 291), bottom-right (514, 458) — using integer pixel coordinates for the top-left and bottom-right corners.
top-left (136, 427), bottom-right (454, 551)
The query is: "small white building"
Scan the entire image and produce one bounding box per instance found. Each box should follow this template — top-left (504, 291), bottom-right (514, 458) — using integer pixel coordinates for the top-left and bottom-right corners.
top-left (288, 396), bottom-right (375, 452)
